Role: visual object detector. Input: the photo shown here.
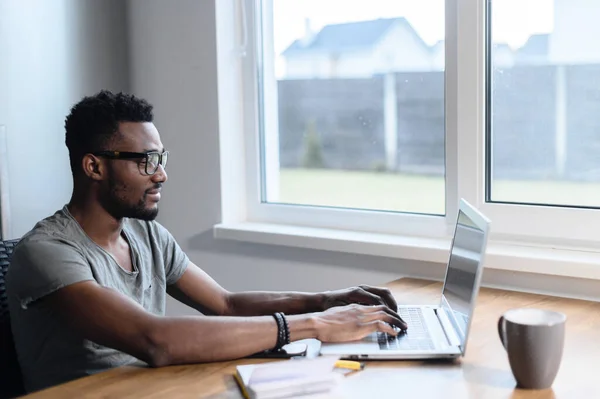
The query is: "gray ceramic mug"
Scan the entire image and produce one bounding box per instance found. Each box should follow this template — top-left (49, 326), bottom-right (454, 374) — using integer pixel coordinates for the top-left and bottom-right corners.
top-left (498, 308), bottom-right (566, 389)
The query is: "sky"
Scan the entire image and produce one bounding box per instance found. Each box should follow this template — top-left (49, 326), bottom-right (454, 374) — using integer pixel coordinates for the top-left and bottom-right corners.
top-left (271, 0), bottom-right (554, 56)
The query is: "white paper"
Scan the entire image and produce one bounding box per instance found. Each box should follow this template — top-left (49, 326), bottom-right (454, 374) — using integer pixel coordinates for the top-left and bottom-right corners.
top-left (249, 357), bottom-right (339, 385)
top-left (240, 357), bottom-right (342, 398)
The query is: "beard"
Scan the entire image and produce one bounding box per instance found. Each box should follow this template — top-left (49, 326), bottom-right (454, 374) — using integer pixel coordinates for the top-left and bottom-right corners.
top-left (111, 194), bottom-right (159, 221)
top-left (102, 178), bottom-right (160, 221)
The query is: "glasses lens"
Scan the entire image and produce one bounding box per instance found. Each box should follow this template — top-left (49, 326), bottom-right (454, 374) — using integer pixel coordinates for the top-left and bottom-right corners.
top-left (146, 153), bottom-right (160, 175)
top-left (161, 152), bottom-right (168, 169)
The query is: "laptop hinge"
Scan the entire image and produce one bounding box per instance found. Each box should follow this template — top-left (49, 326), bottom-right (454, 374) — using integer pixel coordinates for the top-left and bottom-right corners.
top-left (435, 308), bottom-right (461, 348)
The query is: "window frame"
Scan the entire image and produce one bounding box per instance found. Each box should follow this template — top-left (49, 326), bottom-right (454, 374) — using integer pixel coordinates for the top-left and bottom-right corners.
top-left (459, 0), bottom-right (600, 247)
top-left (218, 0), bottom-right (600, 259)
top-left (241, 0), bottom-right (456, 239)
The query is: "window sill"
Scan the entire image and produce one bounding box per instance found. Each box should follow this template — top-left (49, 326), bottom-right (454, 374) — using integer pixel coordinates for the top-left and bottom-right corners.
top-left (213, 222), bottom-right (600, 281)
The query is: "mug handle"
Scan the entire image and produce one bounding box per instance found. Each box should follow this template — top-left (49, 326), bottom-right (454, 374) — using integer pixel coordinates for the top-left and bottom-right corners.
top-left (497, 315), bottom-right (507, 350)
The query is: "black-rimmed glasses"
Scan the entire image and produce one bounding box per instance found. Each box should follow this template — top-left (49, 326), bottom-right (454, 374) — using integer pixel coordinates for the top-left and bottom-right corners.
top-left (93, 150), bottom-right (169, 176)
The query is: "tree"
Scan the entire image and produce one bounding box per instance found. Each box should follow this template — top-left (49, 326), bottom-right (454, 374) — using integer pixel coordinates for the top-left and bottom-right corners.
top-left (301, 120), bottom-right (325, 169)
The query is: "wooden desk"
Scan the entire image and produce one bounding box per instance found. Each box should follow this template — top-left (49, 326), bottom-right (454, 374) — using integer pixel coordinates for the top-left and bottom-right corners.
top-left (22, 278), bottom-right (600, 398)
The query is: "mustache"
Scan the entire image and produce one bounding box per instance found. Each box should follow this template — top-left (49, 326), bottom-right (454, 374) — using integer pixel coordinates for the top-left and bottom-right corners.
top-left (146, 183), bottom-right (163, 193)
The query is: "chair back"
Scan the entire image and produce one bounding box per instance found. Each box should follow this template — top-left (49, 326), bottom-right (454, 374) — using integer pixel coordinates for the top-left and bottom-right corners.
top-left (0, 239), bottom-right (25, 398)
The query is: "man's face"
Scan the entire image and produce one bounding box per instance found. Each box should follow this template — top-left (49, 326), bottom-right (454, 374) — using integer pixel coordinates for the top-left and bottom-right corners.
top-left (99, 122), bottom-right (168, 221)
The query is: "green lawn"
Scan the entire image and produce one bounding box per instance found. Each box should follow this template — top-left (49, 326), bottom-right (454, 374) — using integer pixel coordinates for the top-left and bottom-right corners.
top-left (275, 168), bottom-right (600, 214)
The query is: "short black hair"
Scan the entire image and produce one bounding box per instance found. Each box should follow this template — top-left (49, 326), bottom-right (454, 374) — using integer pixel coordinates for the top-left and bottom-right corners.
top-left (65, 90), bottom-right (154, 175)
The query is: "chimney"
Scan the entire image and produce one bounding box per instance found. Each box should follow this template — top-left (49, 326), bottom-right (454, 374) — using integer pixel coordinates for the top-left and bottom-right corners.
top-left (300, 18), bottom-right (315, 46)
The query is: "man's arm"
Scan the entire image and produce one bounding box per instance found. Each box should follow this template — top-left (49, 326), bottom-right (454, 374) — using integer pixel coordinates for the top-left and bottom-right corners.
top-left (171, 262), bottom-right (403, 321)
top-left (45, 280), bottom-right (404, 367)
top-left (167, 262), bottom-right (324, 316)
top-left (166, 262), bottom-right (232, 316)
top-left (226, 286), bottom-right (402, 317)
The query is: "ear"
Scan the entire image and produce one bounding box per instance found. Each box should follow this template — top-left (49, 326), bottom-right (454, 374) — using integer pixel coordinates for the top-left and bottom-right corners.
top-left (81, 154), bottom-right (105, 181)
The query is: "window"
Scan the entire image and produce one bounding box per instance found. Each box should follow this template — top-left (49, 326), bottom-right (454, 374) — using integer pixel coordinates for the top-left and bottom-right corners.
top-left (488, 0), bottom-right (600, 210)
top-left (239, 0), bottom-right (450, 238)
top-left (479, 0), bottom-right (600, 244)
top-left (258, 0), bottom-right (446, 216)
top-left (226, 0), bottom-right (600, 249)
top-left (0, 124), bottom-right (8, 240)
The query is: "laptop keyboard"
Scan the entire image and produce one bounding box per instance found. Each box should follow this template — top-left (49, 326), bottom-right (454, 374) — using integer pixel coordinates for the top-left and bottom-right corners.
top-left (376, 307), bottom-right (435, 351)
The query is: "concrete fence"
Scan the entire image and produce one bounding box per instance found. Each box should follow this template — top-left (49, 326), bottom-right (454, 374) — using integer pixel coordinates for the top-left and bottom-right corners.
top-left (276, 64), bottom-right (600, 181)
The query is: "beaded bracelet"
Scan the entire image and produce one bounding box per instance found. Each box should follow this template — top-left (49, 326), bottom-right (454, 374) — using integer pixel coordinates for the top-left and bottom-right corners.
top-left (272, 312), bottom-right (290, 350)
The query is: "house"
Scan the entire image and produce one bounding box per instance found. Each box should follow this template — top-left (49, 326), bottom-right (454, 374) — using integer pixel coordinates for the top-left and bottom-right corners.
top-left (282, 18), bottom-right (435, 79)
top-left (515, 34), bottom-right (550, 65)
top-left (493, 43), bottom-right (516, 68)
top-left (282, 17), bottom-right (518, 79)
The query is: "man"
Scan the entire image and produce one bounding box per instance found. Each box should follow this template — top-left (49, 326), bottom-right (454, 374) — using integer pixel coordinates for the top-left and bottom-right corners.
top-left (6, 90), bottom-right (407, 393)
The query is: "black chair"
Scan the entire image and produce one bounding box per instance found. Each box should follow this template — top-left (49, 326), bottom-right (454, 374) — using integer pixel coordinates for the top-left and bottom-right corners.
top-left (0, 239), bottom-right (25, 399)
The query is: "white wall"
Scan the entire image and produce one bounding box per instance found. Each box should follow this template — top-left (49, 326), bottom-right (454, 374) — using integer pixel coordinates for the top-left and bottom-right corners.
top-left (493, 46), bottom-right (515, 68)
top-left (372, 22), bottom-right (432, 73)
top-left (127, 0), bottom-right (600, 316)
top-left (284, 53), bottom-right (333, 79)
top-left (0, 0), bottom-right (129, 238)
top-left (431, 42), bottom-right (445, 71)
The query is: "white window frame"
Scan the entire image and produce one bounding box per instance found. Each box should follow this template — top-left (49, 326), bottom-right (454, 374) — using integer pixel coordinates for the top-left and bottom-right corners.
top-left (456, 0), bottom-right (600, 247)
top-left (238, 0), bottom-right (456, 239)
top-left (215, 0), bottom-right (600, 280)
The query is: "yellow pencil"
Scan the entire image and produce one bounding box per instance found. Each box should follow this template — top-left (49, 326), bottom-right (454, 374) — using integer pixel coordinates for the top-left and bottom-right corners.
top-left (233, 372), bottom-right (251, 399)
top-left (334, 360), bottom-right (364, 371)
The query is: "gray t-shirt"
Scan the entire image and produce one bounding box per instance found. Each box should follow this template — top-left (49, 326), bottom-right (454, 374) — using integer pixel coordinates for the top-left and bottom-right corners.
top-left (6, 206), bottom-right (189, 393)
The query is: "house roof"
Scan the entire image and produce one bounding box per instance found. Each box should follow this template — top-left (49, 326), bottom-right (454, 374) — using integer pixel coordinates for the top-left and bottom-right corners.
top-left (517, 34), bottom-right (549, 56)
top-left (493, 43), bottom-right (512, 52)
top-left (282, 17), bottom-right (428, 56)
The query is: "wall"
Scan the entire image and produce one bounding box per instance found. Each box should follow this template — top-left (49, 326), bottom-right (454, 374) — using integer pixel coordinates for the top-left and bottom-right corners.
top-left (126, 0), bottom-right (600, 316)
top-left (277, 77), bottom-right (385, 170)
top-left (372, 22), bottom-right (432, 73)
top-left (285, 53), bottom-right (338, 79)
top-left (276, 66), bottom-right (581, 179)
top-left (0, 0), bottom-right (129, 238)
top-left (335, 50), bottom-right (379, 78)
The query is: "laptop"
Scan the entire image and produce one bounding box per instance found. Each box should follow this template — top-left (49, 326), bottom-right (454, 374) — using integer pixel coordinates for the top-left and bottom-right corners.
top-left (319, 198), bottom-right (491, 360)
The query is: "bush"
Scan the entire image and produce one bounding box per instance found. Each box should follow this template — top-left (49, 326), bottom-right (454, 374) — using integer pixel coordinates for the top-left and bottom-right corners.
top-left (301, 120), bottom-right (325, 169)
top-left (370, 160), bottom-right (388, 173)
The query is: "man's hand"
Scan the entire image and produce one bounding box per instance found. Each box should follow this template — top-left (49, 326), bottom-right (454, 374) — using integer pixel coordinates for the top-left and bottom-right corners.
top-left (321, 285), bottom-right (399, 312)
top-left (312, 304), bottom-right (407, 342)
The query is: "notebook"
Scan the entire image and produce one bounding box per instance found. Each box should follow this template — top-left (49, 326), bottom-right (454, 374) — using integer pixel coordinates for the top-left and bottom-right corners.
top-left (234, 357), bottom-right (344, 399)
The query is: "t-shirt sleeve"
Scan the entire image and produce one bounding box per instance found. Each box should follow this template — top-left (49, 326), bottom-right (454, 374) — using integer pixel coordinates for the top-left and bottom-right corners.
top-left (8, 238), bottom-right (95, 310)
top-left (152, 222), bottom-right (189, 285)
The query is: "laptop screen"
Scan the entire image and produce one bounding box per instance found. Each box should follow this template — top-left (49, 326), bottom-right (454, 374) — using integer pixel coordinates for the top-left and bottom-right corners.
top-left (440, 208), bottom-right (487, 350)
